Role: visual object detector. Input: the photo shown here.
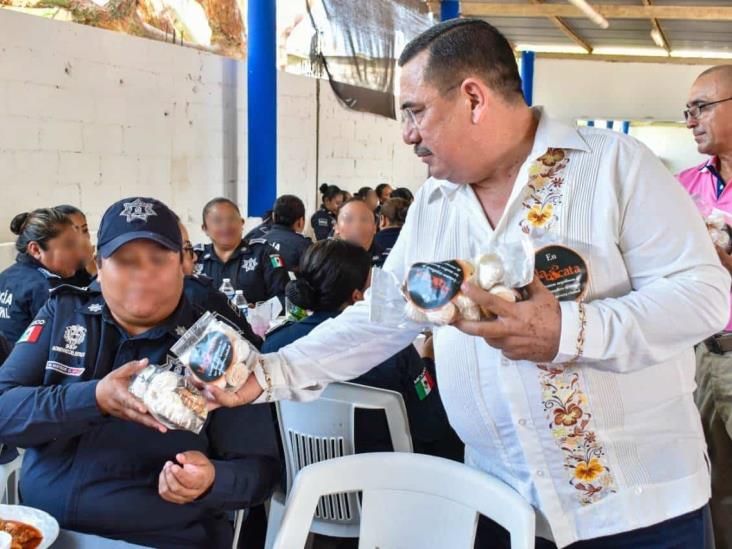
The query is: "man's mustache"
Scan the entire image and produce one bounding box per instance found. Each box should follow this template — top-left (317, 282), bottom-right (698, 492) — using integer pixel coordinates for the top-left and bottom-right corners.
top-left (414, 145), bottom-right (433, 156)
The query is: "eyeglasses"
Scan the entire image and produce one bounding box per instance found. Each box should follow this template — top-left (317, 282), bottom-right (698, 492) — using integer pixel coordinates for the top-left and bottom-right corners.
top-left (684, 96), bottom-right (732, 121)
top-left (400, 81), bottom-right (462, 131)
top-left (183, 242), bottom-right (196, 257)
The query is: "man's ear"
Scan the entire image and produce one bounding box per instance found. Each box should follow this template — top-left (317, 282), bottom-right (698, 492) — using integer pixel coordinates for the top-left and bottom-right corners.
top-left (461, 78), bottom-right (489, 125)
top-left (351, 288), bottom-right (365, 303)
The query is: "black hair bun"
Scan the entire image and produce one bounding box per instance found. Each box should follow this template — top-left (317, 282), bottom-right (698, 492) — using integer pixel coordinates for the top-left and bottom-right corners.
top-left (286, 278), bottom-right (317, 311)
top-left (10, 212), bottom-right (29, 235)
top-left (319, 183), bottom-right (329, 194)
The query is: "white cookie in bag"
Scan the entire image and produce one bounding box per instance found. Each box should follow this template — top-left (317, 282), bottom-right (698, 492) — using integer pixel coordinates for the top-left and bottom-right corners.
top-left (173, 313), bottom-right (258, 391)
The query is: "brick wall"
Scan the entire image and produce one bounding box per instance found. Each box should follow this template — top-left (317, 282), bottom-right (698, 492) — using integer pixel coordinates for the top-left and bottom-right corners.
top-left (0, 9), bottom-right (428, 269)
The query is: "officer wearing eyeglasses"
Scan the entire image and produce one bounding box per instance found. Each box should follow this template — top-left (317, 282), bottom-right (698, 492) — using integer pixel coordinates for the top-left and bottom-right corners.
top-left (677, 64), bottom-right (732, 549)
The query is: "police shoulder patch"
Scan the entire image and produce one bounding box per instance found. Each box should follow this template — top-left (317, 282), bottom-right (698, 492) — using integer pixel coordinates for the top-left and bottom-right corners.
top-left (18, 319), bottom-right (45, 344)
top-left (270, 254), bottom-right (285, 269)
top-left (249, 237), bottom-right (267, 246)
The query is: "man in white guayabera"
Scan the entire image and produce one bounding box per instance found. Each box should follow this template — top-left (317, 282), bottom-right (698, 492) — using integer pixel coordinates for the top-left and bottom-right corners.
top-left (207, 19), bottom-right (729, 549)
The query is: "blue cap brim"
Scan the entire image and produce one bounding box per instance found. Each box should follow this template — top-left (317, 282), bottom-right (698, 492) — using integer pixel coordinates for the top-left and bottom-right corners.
top-left (98, 232), bottom-right (181, 259)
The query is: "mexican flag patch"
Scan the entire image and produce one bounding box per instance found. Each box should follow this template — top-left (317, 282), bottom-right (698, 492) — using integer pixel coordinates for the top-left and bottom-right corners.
top-left (270, 254), bottom-right (285, 269)
top-left (18, 320), bottom-right (45, 344)
top-left (414, 367), bottom-right (435, 400)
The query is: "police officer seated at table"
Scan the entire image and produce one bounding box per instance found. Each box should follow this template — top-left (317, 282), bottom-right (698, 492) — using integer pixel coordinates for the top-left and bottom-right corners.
top-left (334, 198), bottom-right (385, 268)
top-left (194, 197), bottom-right (289, 305)
top-left (375, 183), bottom-right (393, 209)
top-left (56, 204), bottom-right (97, 287)
top-left (0, 197), bottom-right (280, 549)
top-left (263, 195), bottom-right (312, 272)
top-left (0, 208), bottom-right (80, 348)
top-left (178, 219), bottom-right (262, 349)
top-left (243, 209), bottom-right (273, 242)
top-left (263, 239), bottom-right (463, 461)
top-left (355, 186), bottom-right (381, 230)
top-left (373, 197), bottom-right (410, 265)
top-left (310, 184), bottom-right (343, 241)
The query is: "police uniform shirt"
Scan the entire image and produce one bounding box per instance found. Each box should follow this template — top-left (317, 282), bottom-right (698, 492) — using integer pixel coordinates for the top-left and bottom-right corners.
top-left (182, 274), bottom-right (263, 349)
top-left (0, 253), bottom-right (63, 347)
top-left (0, 284), bottom-right (280, 548)
top-left (373, 227), bottom-right (402, 265)
top-left (262, 224), bottom-right (312, 271)
top-left (193, 239), bottom-right (289, 304)
top-left (244, 220), bottom-right (271, 242)
top-left (310, 206), bottom-right (336, 241)
top-left (368, 240), bottom-right (387, 268)
top-left (62, 267), bottom-right (94, 288)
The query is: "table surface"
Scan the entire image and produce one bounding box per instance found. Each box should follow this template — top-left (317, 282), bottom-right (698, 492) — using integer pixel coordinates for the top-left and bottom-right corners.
top-left (52, 530), bottom-right (151, 549)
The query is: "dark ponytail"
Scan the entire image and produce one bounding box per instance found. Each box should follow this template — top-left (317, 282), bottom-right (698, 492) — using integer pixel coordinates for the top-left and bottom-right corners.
top-left (285, 239), bottom-right (371, 312)
top-left (319, 183), bottom-right (342, 203)
top-left (11, 208), bottom-right (73, 254)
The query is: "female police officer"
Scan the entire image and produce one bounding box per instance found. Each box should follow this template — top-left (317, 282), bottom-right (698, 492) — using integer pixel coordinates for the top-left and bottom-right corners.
top-left (0, 208), bottom-right (80, 348)
top-left (194, 198), bottom-right (289, 304)
top-left (0, 197), bottom-right (280, 549)
top-left (310, 183), bottom-right (343, 241)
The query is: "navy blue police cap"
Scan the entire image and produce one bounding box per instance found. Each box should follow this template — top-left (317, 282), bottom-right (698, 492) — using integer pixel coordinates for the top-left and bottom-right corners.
top-left (97, 197), bottom-right (182, 259)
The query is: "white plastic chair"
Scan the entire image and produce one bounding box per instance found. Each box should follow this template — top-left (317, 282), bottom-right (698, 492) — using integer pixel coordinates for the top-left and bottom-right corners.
top-left (273, 452), bottom-right (536, 549)
top-left (265, 382), bottom-right (413, 547)
top-left (231, 509), bottom-right (246, 549)
top-left (0, 447), bottom-right (23, 505)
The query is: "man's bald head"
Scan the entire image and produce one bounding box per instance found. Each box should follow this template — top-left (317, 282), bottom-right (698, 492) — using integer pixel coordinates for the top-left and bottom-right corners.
top-left (696, 64), bottom-right (732, 87)
top-left (686, 64), bottom-right (732, 157)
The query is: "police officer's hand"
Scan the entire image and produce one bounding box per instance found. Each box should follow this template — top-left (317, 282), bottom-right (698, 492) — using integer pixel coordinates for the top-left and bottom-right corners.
top-left (159, 451), bottom-right (215, 504)
top-left (95, 358), bottom-right (168, 433)
top-left (203, 375), bottom-right (263, 410)
top-left (454, 276), bottom-right (562, 363)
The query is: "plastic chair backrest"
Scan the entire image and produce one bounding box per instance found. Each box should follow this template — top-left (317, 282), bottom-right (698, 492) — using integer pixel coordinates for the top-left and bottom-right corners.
top-left (0, 449), bottom-right (23, 505)
top-left (276, 382), bottom-right (413, 537)
top-left (274, 452), bottom-right (535, 549)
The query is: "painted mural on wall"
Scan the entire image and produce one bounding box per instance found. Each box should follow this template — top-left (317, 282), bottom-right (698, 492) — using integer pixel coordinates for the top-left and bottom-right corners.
top-left (0, 0), bottom-right (246, 59)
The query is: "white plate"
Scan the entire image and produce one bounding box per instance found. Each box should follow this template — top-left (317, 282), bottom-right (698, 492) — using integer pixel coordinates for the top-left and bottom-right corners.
top-left (0, 504), bottom-right (59, 549)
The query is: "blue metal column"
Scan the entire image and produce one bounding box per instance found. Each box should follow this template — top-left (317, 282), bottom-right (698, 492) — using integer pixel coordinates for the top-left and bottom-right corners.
top-left (247, 0), bottom-right (277, 216)
top-left (587, 120), bottom-right (595, 127)
top-left (440, 0), bottom-right (459, 21)
top-left (606, 120), bottom-right (615, 130)
top-left (520, 51), bottom-right (535, 106)
top-left (622, 120), bottom-right (630, 134)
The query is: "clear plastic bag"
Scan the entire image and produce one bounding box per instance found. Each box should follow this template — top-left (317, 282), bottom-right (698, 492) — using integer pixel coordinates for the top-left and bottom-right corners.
top-left (129, 363), bottom-right (208, 434)
top-left (171, 312), bottom-right (260, 392)
top-left (370, 238), bottom-right (535, 327)
top-left (692, 194), bottom-right (732, 252)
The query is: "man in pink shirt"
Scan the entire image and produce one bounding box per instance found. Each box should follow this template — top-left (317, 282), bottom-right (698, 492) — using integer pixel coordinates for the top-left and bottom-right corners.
top-left (678, 64), bottom-right (732, 549)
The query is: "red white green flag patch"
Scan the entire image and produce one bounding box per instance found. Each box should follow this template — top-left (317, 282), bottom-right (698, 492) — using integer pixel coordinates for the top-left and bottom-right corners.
top-left (414, 367), bottom-right (435, 400)
top-left (18, 320), bottom-right (45, 344)
top-left (270, 254), bottom-right (285, 269)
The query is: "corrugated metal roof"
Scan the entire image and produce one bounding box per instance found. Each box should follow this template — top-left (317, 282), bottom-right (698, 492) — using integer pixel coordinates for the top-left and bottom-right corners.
top-left (461, 0), bottom-right (732, 58)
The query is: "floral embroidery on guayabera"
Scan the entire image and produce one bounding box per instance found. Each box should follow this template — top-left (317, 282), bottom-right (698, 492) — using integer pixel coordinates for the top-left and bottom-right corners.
top-left (538, 364), bottom-right (618, 505)
top-left (520, 148), bottom-right (570, 234)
